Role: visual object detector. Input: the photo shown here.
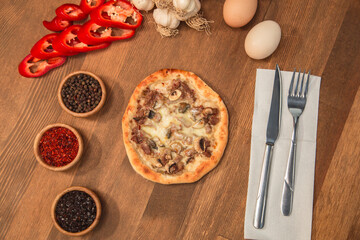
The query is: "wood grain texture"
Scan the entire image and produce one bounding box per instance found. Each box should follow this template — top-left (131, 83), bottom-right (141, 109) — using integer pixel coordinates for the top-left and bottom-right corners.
top-left (0, 0), bottom-right (359, 239)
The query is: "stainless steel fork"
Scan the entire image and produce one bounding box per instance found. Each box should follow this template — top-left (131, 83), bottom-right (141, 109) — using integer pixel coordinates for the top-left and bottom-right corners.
top-left (281, 69), bottom-right (311, 216)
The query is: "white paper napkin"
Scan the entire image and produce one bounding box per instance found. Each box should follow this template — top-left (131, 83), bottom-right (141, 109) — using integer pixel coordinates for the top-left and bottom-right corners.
top-left (244, 69), bottom-right (321, 240)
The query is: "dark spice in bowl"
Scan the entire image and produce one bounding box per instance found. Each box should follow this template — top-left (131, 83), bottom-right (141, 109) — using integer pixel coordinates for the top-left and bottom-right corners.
top-left (55, 190), bottom-right (97, 233)
top-left (39, 127), bottom-right (79, 167)
top-left (61, 73), bottom-right (102, 113)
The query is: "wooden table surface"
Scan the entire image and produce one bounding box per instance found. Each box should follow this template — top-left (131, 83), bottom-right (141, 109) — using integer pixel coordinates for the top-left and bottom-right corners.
top-left (1, 0), bottom-right (359, 239)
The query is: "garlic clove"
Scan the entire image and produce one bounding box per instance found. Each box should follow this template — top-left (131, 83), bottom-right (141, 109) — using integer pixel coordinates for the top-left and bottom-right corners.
top-left (173, 0), bottom-right (191, 10)
top-left (174, 0), bottom-right (201, 21)
top-left (131, 0), bottom-right (154, 11)
top-left (153, 8), bottom-right (180, 29)
top-left (166, 10), bottom-right (172, 26)
top-left (169, 15), bottom-right (181, 29)
top-left (153, 9), bottom-right (170, 27)
top-left (184, 0), bottom-right (196, 12)
top-left (190, 0), bottom-right (201, 14)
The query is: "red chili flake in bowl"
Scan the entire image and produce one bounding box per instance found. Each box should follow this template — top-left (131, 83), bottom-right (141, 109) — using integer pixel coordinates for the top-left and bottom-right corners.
top-left (39, 127), bottom-right (79, 167)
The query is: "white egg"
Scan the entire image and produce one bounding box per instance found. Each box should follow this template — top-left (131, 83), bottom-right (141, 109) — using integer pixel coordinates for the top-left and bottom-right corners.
top-left (244, 20), bottom-right (281, 60)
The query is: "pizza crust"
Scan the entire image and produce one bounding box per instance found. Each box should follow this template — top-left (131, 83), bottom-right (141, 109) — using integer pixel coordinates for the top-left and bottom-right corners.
top-left (122, 69), bottom-right (228, 184)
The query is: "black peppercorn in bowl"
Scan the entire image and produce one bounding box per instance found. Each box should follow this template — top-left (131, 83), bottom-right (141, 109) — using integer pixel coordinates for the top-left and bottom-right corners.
top-left (51, 186), bottom-right (101, 236)
top-left (58, 71), bottom-right (106, 117)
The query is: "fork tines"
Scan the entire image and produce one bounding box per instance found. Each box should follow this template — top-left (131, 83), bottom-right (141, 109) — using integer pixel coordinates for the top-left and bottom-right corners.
top-left (289, 69), bottom-right (311, 97)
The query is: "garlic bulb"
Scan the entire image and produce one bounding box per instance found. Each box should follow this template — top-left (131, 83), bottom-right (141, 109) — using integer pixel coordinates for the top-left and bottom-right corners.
top-left (131, 0), bottom-right (154, 11)
top-left (173, 0), bottom-right (201, 20)
top-left (153, 8), bottom-right (180, 29)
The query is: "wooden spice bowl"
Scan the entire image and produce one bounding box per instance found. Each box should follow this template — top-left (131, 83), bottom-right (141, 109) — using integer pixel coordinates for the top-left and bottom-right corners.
top-left (33, 123), bottom-right (83, 171)
top-left (51, 186), bottom-right (101, 236)
top-left (58, 71), bottom-right (106, 118)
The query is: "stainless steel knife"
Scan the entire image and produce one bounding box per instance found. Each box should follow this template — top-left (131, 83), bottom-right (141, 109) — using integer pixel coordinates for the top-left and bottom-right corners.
top-left (253, 64), bottom-right (282, 229)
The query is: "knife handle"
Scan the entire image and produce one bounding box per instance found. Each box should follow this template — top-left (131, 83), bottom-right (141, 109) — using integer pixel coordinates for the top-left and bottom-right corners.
top-left (281, 118), bottom-right (298, 216)
top-left (254, 144), bottom-right (273, 229)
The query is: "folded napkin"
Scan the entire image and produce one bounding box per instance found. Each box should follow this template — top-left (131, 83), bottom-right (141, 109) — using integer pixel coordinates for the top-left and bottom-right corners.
top-left (244, 69), bottom-right (321, 240)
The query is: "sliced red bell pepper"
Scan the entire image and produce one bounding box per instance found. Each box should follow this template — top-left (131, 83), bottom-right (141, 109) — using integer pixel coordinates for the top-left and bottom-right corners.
top-left (80, 0), bottom-right (105, 14)
top-left (55, 4), bottom-right (87, 21)
top-left (43, 16), bottom-right (72, 32)
top-left (18, 54), bottom-right (67, 78)
top-left (30, 33), bottom-right (77, 59)
top-left (90, 0), bottom-right (142, 29)
top-left (52, 25), bottom-right (111, 54)
top-left (77, 20), bottom-right (135, 45)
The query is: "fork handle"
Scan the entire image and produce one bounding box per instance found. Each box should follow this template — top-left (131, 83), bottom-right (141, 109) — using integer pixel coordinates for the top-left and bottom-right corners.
top-left (281, 117), bottom-right (298, 216)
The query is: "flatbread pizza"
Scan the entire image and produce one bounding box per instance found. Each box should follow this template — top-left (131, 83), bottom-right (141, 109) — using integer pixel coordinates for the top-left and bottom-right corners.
top-left (122, 69), bottom-right (228, 184)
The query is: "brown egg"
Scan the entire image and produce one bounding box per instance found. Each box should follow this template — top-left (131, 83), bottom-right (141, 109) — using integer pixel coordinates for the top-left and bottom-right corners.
top-left (223, 0), bottom-right (258, 28)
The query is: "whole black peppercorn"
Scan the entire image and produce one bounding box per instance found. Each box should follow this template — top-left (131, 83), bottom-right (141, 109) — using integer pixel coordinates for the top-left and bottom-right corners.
top-left (55, 190), bottom-right (97, 233)
top-left (61, 74), bottom-right (102, 114)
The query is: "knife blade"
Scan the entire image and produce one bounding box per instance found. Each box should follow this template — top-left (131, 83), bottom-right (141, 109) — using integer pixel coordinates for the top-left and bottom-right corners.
top-left (253, 64), bottom-right (282, 229)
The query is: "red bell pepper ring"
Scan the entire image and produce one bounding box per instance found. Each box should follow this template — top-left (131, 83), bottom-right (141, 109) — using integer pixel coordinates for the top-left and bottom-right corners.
top-left (55, 4), bottom-right (87, 21)
top-left (52, 25), bottom-right (111, 54)
top-left (43, 16), bottom-right (72, 32)
top-left (18, 54), bottom-right (67, 78)
top-left (80, 0), bottom-right (105, 14)
top-left (90, 0), bottom-right (142, 29)
top-left (77, 20), bottom-right (135, 45)
top-left (30, 33), bottom-right (77, 59)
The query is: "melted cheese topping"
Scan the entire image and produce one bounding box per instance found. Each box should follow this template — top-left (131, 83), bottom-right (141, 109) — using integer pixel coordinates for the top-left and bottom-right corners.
top-left (130, 77), bottom-right (220, 174)
top-left (142, 105), bottom-right (207, 143)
